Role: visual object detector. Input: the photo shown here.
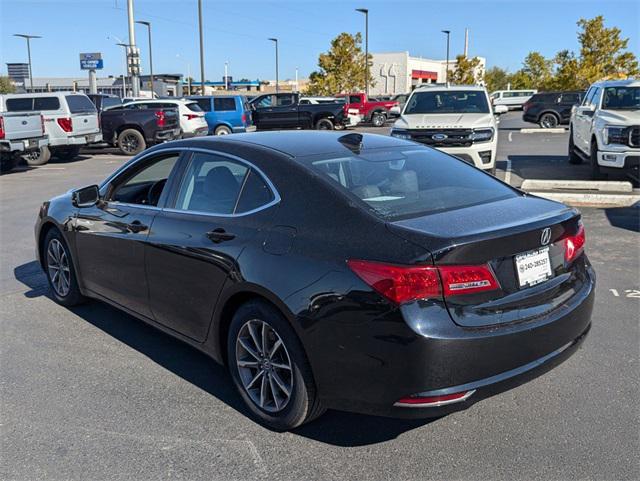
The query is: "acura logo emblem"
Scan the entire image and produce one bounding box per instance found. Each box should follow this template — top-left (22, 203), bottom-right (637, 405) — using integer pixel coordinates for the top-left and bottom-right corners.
top-left (432, 133), bottom-right (448, 141)
top-left (540, 227), bottom-right (552, 246)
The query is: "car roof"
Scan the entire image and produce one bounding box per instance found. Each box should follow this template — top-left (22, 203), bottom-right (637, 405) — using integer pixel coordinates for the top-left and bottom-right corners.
top-left (2, 91), bottom-right (86, 98)
top-left (165, 131), bottom-right (412, 158)
top-left (414, 84), bottom-right (487, 92)
top-left (591, 78), bottom-right (639, 88)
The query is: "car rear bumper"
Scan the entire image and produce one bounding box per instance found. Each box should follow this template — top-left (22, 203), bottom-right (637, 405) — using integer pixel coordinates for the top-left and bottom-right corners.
top-left (182, 127), bottom-right (209, 138)
top-left (154, 128), bottom-right (181, 142)
top-left (233, 125), bottom-right (257, 133)
top-left (51, 132), bottom-right (102, 147)
top-left (316, 261), bottom-right (595, 418)
top-left (0, 136), bottom-right (48, 153)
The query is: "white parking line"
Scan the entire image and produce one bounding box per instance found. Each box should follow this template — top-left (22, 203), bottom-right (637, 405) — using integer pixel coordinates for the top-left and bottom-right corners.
top-left (508, 132), bottom-right (513, 142)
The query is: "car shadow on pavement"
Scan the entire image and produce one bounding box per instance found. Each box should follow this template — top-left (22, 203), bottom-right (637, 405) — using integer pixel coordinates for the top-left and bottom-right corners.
top-left (13, 260), bottom-right (440, 446)
top-left (605, 205), bottom-right (640, 233)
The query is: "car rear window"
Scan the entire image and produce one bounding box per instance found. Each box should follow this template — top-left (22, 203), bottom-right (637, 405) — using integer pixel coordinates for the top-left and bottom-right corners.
top-left (404, 90), bottom-right (490, 114)
top-left (101, 97), bottom-right (122, 109)
top-left (530, 93), bottom-right (558, 103)
top-left (185, 102), bottom-right (204, 112)
top-left (66, 95), bottom-right (97, 113)
top-left (308, 146), bottom-right (516, 220)
top-left (5, 96), bottom-right (60, 111)
top-left (213, 97), bottom-right (237, 111)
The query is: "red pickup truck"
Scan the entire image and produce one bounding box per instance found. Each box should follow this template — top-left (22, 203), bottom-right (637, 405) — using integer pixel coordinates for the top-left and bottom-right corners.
top-left (336, 93), bottom-right (399, 127)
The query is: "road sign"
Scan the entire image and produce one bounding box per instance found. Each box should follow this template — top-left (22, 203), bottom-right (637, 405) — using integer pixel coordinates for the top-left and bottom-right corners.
top-left (80, 53), bottom-right (103, 70)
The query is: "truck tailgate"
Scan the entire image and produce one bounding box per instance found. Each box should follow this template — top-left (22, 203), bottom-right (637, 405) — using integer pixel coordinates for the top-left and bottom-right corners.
top-left (1, 112), bottom-right (42, 141)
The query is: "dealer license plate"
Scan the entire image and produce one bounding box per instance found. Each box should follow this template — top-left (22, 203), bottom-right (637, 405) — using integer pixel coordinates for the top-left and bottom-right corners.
top-left (515, 247), bottom-right (552, 288)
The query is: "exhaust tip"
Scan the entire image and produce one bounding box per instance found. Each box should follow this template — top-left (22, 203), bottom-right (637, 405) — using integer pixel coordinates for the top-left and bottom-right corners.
top-left (394, 390), bottom-right (476, 408)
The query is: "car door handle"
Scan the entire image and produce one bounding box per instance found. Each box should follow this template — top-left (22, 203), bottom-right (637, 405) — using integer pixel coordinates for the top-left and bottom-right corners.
top-left (206, 228), bottom-right (235, 243)
top-left (127, 220), bottom-right (148, 233)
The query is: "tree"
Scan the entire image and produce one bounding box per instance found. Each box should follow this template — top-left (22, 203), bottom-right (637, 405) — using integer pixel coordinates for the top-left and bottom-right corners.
top-left (0, 76), bottom-right (15, 94)
top-left (575, 15), bottom-right (639, 86)
top-left (306, 32), bottom-right (375, 95)
top-left (484, 66), bottom-right (510, 92)
top-left (519, 51), bottom-right (553, 89)
top-left (550, 50), bottom-right (581, 90)
top-left (448, 55), bottom-right (483, 85)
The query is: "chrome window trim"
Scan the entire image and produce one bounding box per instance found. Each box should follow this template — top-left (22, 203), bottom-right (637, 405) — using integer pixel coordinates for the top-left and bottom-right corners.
top-left (104, 201), bottom-right (163, 211)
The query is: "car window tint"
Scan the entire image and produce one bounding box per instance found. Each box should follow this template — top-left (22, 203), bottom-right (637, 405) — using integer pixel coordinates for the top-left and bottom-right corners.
top-left (308, 147), bottom-right (516, 220)
top-left (213, 97), bottom-right (237, 111)
top-left (256, 96), bottom-right (273, 108)
top-left (560, 93), bottom-right (580, 104)
top-left (235, 170), bottom-right (275, 213)
top-left (34, 97), bottom-right (61, 110)
top-left (349, 96), bottom-right (360, 103)
top-left (405, 90), bottom-right (489, 114)
top-left (174, 153), bottom-right (248, 215)
top-left (66, 95), bottom-right (97, 114)
top-left (194, 98), bottom-right (211, 111)
top-left (102, 97), bottom-right (122, 109)
top-left (276, 95), bottom-right (295, 106)
top-left (186, 102), bottom-right (204, 112)
top-left (110, 154), bottom-right (180, 206)
top-left (5, 97), bottom-right (33, 111)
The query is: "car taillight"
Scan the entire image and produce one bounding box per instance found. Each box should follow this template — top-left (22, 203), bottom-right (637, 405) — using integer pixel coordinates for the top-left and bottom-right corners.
top-left (564, 224), bottom-right (585, 262)
top-left (40, 114), bottom-right (45, 135)
top-left (57, 117), bottom-right (73, 132)
top-left (0, 116), bottom-right (5, 140)
top-left (155, 110), bottom-right (166, 127)
top-left (241, 113), bottom-right (247, 124)
top-left (346, 260), bottom-right (500, 304)
top-left (183, 113), bottom-right (201, 120)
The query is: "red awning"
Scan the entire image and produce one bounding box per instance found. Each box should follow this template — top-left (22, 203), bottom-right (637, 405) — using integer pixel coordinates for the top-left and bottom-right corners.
top-left (411, 70), bottom-right (438, 80)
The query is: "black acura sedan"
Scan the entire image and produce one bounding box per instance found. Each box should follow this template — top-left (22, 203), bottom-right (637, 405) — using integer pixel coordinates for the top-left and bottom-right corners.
top-left (35, 131), bottom-right (594, 430)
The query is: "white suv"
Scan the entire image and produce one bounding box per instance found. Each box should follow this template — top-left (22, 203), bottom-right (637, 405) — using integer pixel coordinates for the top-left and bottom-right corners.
top-left (2, 92), bottom-right (101, 164)
top-left (122, 99), bottom-right (209, 138)
top-left (569, 79), bottom-right (639, 180)
top-left (391, 85), bottom-right (507, 174)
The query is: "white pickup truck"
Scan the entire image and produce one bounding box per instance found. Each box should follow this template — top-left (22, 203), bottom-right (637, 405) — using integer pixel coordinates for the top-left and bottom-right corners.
top-left (569, 79), bottom-right (639, 181)
top-left (0, 112), bottom-right (48, 173)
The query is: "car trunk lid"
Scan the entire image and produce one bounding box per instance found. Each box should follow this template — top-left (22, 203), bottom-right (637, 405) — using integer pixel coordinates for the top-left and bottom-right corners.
top-left (388, 195), bottom-right (587, 327)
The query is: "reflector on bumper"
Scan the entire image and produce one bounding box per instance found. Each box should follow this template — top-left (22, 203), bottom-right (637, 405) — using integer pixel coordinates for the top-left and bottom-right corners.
top-left (394, 390), bottom-right (476, 407)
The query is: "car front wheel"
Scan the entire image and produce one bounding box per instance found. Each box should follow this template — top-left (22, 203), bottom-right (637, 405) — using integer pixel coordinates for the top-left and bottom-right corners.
top-left (590, 139), bottom-right (607, 180)
top-left (227, 300), bottom-right (325, 430)
top-left (568, 128), bottom-right (582, 164)
top-left (43, 228), bottom-right (85, 306)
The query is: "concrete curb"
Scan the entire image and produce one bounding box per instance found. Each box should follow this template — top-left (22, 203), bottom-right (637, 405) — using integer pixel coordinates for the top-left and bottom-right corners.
top-left (525, 191), bottom-right (640, 208)
top-left (521, 179), bottom-right (634, 193)
top-left (520, 128), bottom-right (566, 134)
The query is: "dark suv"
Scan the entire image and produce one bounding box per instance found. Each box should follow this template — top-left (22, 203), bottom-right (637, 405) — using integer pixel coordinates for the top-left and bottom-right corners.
top-left (523, 91), bottom-right (584, 128)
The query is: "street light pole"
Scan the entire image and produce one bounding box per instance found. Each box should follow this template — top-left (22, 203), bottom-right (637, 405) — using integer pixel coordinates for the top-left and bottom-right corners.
top-left (356, 8), bottom-right (369, 95)
top-left (268, 38), bottom-right (279, 93)
top-left (442, 30), bottom-right (450, 84)
top-left (13, 34), bottom-right (41, 90)
top-left (126, 0), bottom-right (140, 97)
top-left (136, 21), bottom-right (154, 97)
top-left (198, 0), bottom-right (205, 93)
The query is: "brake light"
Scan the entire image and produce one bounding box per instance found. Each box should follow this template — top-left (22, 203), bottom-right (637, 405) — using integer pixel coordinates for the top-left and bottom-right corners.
top-left (346, 260), bottom-right (500, 304)
top-left (155, 110), bottom-right (166, 127)
top-left (241, 113), bottom-right (247, 124)
top-left (0, 116), bottom-right (4, 140)
top-left (183, 113), bottom-right (201, 120)
top-left (57, 117), bottom-right (73, 132)
top-left (564, 224), bottom-right (585, 262)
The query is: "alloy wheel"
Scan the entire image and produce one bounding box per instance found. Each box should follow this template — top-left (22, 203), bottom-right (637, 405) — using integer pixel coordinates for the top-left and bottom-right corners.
top-left (235, 319), bottom-right (293, 413)
top-left (122, 134), bottom-right (140, 154)
top-left (540, 114), bottom-right (558, 129)
top-left (47, 238), bottom-right (71, 297)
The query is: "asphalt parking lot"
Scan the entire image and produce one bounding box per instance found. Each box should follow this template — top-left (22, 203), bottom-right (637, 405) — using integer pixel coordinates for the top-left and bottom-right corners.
top-left (1, 115), bottom-right (639, 480)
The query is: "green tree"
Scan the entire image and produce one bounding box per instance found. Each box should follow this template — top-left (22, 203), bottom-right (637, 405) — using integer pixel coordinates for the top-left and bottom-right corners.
top-left (0, 76), bottom-right (16, 94)
top-left (550, 50), bottom-right (581, 90)
top-left (484, 66), bottom-right (510, 92)
top-left (575, 15), bottom-right (639, 86)
top-left (449, 55), bottom-right (483, 85)
top-left (306, 32), bottom-right (374, 95)
top-left (520, 51), bottom-right (553, 89)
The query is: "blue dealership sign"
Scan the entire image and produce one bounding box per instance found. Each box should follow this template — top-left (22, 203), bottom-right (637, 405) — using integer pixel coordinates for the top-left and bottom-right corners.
top-left (80, 53), bottom-right (103, 70)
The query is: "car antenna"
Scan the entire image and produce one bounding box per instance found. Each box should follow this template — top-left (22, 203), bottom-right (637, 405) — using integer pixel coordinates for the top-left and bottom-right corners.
top-left (338, 133), bottom-right (363, 153)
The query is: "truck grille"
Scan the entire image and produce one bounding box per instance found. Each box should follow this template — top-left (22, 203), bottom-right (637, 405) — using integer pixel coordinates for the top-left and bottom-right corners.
top-left (629, 126), bottom-right (640, 148)
top-left (406, 129), bottom-right (473, 147)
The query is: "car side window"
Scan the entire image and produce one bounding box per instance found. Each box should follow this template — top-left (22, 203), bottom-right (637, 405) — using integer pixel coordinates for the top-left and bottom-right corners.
top-left (582, 88), bottom-right (595, 106)
top-left (590, 88), bottom-right (602, 108)
top-left (349, 95), bottom-right (361, 103)
top-left (213, 97), bottom-right (237, 111)
top-left (109, 154), bottom-right (180, 206)
top-left (276, 95), bottom-right (295, 106)
top-left (235, 170), bottom-right (275, 213)
top-left (256, 96), bottom-right (273, 108)
top-left (195, 98), bottom-right (211, 112)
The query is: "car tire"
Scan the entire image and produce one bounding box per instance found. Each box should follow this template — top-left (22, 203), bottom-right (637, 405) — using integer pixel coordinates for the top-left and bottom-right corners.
top-left (568, 129), bottom-right (582, 165)
top-left (22, 146), bottom-right (51, 166)
top-left (43, 228), bottom-right (86, 307)
top-left (117, 128), bottom-right (146, 156)
top-left (590, 139), bottom-right (607, 180)
top-left (315, 118), bottom-right (334, 130)
top-left (214, 125), bottom-right (232, 135)
top-left (0, 153), bottom-right (19, 173)
top-left (371, 112), bottom-right (386, 127)
top-left (539, 113), bottom-right (559, 129)
top-left (333, 123), bottom-right (346, 131)
top-left (54, 146), bottom-right (81, 161)
top-left (227, 300), bottom-right (325, 431)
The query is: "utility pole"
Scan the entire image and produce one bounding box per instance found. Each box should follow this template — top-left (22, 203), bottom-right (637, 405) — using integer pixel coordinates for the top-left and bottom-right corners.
top-left (198, 0), bottom-right (205, 93)
top-left (442, 30), bottom-right (451, 84)
top-left (356, 8), bottom-right (369, 95)
top-left (13, 34), bottom-right (41, 90)
top-left (136, 21), bottom-right (154, 97)
top-left (268, 38), bottom-right (279, 93)
top-left (126, 0), bottom-right (140, 96)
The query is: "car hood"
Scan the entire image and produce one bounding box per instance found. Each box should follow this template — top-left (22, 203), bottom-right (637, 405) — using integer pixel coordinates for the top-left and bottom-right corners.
top-left (597, 109), bottom-right (640, 126)
top-left (394, 113), bottom-right (495, 130)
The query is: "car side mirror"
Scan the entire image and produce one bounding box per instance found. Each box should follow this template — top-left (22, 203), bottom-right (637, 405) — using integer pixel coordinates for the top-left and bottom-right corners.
top-left (493, 105), bottom-right (508, 115)
top-left (577, 106), bottom-right (595, 117)
top-left (72, 185), bottom-right (100, 208)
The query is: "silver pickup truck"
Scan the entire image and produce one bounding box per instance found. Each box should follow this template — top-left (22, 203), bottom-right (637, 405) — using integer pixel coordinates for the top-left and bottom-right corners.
top-left (0, 112), bottom-right (49, 173)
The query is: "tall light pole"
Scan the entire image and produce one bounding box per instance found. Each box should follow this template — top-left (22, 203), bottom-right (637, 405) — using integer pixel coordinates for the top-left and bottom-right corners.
top-left (13, 34), bottom-right (41, 90)
top-left (355, 8), bottom-right (369, 95)
top-left (126, 0), bottom-right (140, 96)
top-left (198, 0), bottom-right (205, 93)
top-left (441, 30), bottom-right (450, 84)
top-left (268, 38), bottom-right (279, 93)
top-left (136, 20), bottom-right (154, 97)
top-left (224, 61), bottom-right (229, 90)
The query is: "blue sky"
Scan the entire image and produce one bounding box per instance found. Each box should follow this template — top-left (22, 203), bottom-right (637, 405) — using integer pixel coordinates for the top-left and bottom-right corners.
top-left (1, 0), bottom-right (638, 82)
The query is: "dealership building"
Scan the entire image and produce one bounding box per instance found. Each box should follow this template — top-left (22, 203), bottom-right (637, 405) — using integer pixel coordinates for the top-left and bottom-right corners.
top-left (370, 52), bottom-right (486, 95)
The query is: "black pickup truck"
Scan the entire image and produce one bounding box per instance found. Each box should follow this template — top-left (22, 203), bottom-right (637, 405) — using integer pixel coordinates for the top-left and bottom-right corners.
top-left (250, 93), bottom-right (347, 130)
top-left (100, 104), bottom-right (181, 155)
